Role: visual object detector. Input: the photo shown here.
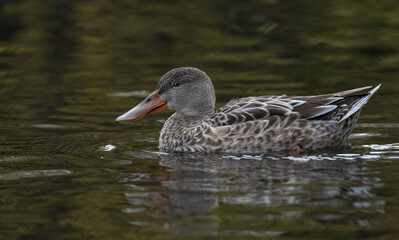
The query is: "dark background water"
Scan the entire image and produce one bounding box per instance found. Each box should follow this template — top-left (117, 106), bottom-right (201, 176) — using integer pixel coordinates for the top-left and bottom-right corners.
top-left (0, 0), bottom-right (399, 239)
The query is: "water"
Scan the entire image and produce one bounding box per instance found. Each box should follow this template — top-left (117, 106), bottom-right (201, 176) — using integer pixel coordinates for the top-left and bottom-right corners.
top-left (1, 0), bottom-right (399, 239)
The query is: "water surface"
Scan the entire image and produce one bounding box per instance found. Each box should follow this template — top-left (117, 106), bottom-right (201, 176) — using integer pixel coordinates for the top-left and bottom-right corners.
top-left (0, 0), bottom-right (399, 239)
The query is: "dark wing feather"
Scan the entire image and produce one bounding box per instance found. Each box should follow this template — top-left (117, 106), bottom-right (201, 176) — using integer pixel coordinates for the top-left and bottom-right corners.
top-left (291, 85), bottom-right (374, 120)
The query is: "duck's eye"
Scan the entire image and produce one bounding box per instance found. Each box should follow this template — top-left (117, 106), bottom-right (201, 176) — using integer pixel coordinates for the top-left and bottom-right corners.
top-left (172, 81), bottom-right (182, 87)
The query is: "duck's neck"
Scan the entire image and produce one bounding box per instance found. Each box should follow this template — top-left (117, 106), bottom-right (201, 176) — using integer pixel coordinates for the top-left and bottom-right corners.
top-left (178, 97), bottom-right (215, 117)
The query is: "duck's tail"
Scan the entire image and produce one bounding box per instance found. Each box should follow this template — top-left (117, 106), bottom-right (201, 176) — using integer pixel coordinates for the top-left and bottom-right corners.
top-left (338, 84), bottom-right (381, 123)
top-left (336, 84), bottom-right (381, 144)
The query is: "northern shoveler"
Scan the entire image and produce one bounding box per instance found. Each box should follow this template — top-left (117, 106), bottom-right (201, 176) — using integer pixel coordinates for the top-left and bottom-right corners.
top-left (116, 67), bottom-right (380, 154)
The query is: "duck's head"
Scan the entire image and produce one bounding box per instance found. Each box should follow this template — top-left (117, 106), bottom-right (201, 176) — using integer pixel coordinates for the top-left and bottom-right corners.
top-left (116, 67), bottom-right (216, 123)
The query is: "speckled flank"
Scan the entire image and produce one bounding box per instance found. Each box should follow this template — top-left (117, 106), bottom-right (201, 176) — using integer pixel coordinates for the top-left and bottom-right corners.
top-left (160, 111), bottom-right (349, 154)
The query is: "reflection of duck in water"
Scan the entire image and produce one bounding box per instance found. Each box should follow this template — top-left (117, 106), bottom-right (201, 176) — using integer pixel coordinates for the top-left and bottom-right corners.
top-left (116, 67), bottom-right (380, 154)
top-left (156, 153), bottom-right (381, 215)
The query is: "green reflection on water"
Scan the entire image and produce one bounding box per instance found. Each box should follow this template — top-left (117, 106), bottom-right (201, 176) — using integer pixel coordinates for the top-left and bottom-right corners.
top-left (0, 0), bottom-right (399, 239)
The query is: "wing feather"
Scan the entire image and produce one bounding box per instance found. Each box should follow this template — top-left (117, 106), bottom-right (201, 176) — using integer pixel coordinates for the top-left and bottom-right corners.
top-left (206, 97), bottom-right (295, 126)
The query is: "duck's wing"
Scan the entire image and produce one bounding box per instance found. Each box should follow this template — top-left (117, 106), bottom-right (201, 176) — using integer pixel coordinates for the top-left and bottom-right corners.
top-left (206, 86), bottom-right (376, 127)
top-left (206, 96), bottom-right (305, 126)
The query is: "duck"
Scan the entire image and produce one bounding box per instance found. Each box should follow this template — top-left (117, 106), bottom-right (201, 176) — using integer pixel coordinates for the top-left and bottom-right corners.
top-left (116, 67), bottom-right (380, 154)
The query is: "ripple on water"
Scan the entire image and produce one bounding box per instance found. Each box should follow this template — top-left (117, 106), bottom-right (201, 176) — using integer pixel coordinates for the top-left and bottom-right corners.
top-left (31, 124), bottom-right (67, 129)
top-left (359, 154), bottom-right (382, 160)
top-left (0, 169), bottom-right (72, 181)
top-left (362, 143), bottom-right (399, 150)
top-left (221, 153), bottom-right (362, 162)
top-left (107, 90), bottom-right (151, 98)
top-left (122, 207), bottom-right (147, 213)
top-left (0, 156), bottom-right (39, 163)
top-left (126, 150), bottom-right (166, 159)
top-left (99, 156), bottom-right (133, 166)
top-left (349, 132), bottom-right (381, 139)
top-left (356, 123), bottom-right (399, 128)
top-left (221, 154), bottom-right (264, 161)
top-left (217, 230), bottom-right (282, 238)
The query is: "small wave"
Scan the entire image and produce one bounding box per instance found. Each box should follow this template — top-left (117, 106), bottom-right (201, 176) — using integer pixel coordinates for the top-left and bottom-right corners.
top-left (362, 143), bottom-right (399, 150)
top-left (356, 123), bottom-right (399, 128)
top-left (31, 124), bottom-right (66, 129)
top-left (349, 132), bottom-right (381, 139)
top-left (0, 169), bottom-right (72, 181)
top-left (107, 90), bottom-right (150, 98)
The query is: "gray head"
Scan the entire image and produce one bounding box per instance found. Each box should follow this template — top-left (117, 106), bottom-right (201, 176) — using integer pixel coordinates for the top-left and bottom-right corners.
top-left (156, 67), bottom-right (216, 116)
top-left (115, 67), bottom-right (216, 123)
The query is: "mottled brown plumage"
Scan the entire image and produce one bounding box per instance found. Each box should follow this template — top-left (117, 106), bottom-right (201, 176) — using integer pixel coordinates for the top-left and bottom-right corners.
top-left (116, 67), bottom-right (380, 154)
